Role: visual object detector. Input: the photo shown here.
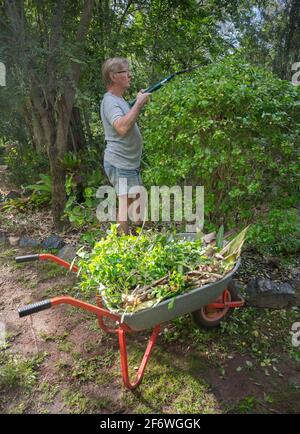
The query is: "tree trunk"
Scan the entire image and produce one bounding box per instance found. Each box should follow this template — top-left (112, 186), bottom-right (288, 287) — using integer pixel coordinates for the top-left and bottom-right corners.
top-left (273, 0), bottom-right (300, 79)
top-left (48, 143), bottom-right (67, 230)
top-left (49, 0), bottom-right (95, 229)
top-left (50, 96), bottom-right (71, 229)
top-left (4, 0), bottom-right (94, 229)
top-left (83, 110), bottom-right (93, 145)
top-left (25, 97), bottom-right (48, 153)
top-left (42, 0), bottom-right (95, 229)
top-left (68, 107), bottom-right (87, 152)
top-left (282, 0), bottom-right (300, 79)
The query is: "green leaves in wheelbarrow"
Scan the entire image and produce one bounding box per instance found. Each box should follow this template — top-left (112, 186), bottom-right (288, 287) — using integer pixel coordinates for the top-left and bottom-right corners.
top-left (219, 225), bottom-right (250, 262)
top-left (77, 224), bottom-right (250, 314)
top-left (216, 224), bottom-right (224, 249)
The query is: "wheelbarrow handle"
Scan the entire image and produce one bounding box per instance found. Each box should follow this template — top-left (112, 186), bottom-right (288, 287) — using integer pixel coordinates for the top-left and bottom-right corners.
top-left (15, 253), bottom-right (78, 273)
top-left (16, 254), bottom-right (40, 263)
top-left (18, 299), bottom-right (52, 318)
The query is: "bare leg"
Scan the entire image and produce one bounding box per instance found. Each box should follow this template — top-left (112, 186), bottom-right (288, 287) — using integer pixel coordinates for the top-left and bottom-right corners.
top-left (117, 194), bottom-right (129, 235)
top-left (132, 192), bottom-right (143, 226)
top-left (128, 191), bottom-right (147, 226)
top-left (117, 195), bottom-right (136, 235)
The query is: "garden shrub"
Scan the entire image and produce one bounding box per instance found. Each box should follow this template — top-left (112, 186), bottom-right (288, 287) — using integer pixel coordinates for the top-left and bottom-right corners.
top-left (63, 147), bottom-right (106, 228)
top-left (246, 207), bottom-right (300, 256)
top-left (141, 55), bottom-right (300, 232)
top-left (4, 142), bottom-right (49, 186)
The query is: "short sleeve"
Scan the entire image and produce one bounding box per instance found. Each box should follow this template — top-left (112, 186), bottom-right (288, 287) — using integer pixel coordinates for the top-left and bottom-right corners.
top-left (103, 97), bottom-right (124, 126)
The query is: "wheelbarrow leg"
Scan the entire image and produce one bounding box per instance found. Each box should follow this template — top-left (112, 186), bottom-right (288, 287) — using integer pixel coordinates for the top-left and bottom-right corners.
top-left (118, 325), bottom-right (160, 389)
top-left (18, 293), bottom-right (161, 389)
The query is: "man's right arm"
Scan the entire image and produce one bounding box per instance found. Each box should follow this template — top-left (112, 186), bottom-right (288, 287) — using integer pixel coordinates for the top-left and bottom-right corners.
top-left (113, 91), bottom-right (150, 136)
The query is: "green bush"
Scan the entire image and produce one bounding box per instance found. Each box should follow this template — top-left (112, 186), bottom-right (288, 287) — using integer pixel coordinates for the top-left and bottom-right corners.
top-left (25, 174), bottom-right (52, 207)
top-left (141, 55), bottom-right (300, 230)
top-left (246, 208), bottom-right (300, 256)
top-left (63, 172), bottom-right (104, 228)
top-left (64, 185), bottom-right (98, 228)
top-left (4, 142), bottom-right (49, 186)
top-left (62, 147), bottom-right (105, 227)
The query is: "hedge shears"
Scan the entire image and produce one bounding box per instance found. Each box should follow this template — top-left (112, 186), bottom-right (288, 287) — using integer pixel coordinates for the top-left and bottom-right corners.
top-left (128, 64), bottom-right (202, 107)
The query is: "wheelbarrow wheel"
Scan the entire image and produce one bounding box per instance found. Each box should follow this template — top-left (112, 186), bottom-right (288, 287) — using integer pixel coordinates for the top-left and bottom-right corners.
top-left (192, 281), bottom-right (240, 330)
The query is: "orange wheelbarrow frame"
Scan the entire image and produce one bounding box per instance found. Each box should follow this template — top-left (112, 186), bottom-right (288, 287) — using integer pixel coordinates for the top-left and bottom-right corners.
top-left (16, 253), bottom-right (244, 389)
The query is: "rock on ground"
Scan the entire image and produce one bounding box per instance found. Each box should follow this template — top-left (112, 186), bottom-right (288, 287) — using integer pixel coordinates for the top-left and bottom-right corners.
top-left (245, 278), bottom-right (300, 308)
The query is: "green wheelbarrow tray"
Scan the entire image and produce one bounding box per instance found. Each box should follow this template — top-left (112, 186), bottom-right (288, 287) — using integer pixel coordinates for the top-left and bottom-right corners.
top-left (102, 233), bottom-right (241, 331)
top-left (106, 259), bottom-right (241, 331)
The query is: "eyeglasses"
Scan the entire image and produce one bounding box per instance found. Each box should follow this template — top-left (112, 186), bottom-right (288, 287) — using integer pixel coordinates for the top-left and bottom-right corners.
top-left (115, 70), bottom-right (131, 75)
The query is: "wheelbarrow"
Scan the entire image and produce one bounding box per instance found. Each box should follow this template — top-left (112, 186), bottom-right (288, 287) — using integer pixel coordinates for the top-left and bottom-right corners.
top-left (16, 233), bottom-right (245, 389)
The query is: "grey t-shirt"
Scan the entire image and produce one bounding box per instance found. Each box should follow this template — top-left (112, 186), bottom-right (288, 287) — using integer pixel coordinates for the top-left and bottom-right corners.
top-left (100, 92), bottom-right (143, 169)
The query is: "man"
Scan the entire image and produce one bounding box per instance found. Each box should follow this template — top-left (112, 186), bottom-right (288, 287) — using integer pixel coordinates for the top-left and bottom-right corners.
top-left (100, 57), bottom-right (150, 234)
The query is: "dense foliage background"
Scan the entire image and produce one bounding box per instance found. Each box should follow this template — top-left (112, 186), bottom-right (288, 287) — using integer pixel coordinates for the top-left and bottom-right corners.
top-left (0, 0), bottom-right (299, 255)
top-left (142, 57), bottom-right (300, 238)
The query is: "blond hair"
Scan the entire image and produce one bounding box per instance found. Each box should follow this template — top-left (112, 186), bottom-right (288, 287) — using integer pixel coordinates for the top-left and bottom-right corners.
top-left (102, 57), bottom-right (129, 87)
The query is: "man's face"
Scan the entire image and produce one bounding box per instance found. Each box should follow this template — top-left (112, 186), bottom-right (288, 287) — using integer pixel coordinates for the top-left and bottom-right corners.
top-left (111, 65), bottom-right (132, 90)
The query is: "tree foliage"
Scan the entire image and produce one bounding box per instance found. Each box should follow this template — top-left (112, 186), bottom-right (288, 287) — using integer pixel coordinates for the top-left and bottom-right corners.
top-left (222, 0), bottom-right (300, 79)
top-left (141, 56), bottom-right (300, 228)
top-left (0, 0), bottom-right (299, 232)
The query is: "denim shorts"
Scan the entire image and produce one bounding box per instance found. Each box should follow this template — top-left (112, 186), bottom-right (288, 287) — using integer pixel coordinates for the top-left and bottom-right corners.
top-left (103, 160), bottom-right (143, 196)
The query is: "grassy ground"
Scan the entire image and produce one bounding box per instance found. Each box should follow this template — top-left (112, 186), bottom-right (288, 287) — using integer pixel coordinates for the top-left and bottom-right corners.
top-left (0, 243), bottom-right (300, 414)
